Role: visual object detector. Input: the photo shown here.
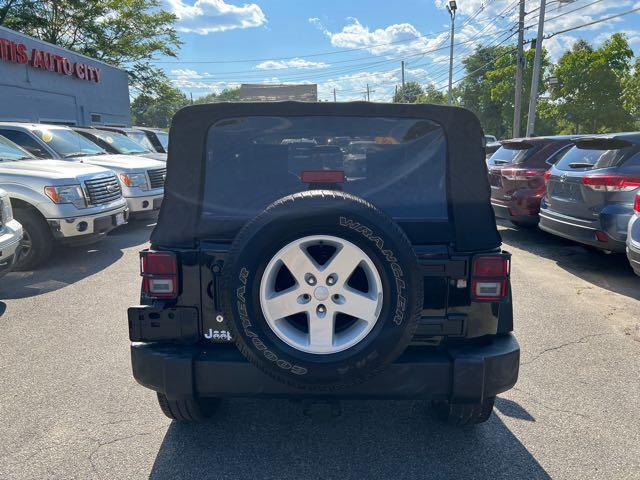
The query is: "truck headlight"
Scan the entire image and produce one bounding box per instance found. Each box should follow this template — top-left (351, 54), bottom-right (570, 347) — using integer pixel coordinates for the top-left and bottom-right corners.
top-left (44, 185), bottom-right (87, 209)
top-left (119, 172), bottom-right (149, 190)
top-left (0, 196), bottom-right (13, 223)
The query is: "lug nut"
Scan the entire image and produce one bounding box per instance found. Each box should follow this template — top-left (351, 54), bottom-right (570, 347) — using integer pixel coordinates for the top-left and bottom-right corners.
top-left (299, 293), bottom-right (311, 304)
top-left (326, 274), bottom-right (337, 286)
top-left (305, 273), bottom-right (317, 285)
top-left (317, 304), bottom-right (326, 314)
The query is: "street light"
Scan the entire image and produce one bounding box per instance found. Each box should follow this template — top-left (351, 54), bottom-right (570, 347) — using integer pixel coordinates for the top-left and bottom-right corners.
top-left (446, 0), bottom-right (457, 106)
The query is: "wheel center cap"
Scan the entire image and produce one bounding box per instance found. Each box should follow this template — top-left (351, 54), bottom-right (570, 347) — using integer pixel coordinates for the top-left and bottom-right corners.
top-left (313, 286), bottom-right (329, 301)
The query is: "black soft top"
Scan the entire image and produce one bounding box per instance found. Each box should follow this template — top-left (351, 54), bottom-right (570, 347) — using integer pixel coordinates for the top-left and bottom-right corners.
top-left (151, 102), bottom-right (500, 252)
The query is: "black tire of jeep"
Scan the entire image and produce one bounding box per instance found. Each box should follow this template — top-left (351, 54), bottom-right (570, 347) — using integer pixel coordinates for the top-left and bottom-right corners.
top-left (13, 208), bottom-right (53, 271)
top-left (220, 190), bottom-right (423, 390)
top-left (156, 393), bottom-right (221, 422)
top-left (431, 397), bottom-right (496, 426)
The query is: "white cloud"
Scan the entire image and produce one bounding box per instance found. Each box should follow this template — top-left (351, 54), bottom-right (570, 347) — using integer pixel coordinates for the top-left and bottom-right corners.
top-left (170, 68), bottom-right (214, 79)
top-left (544, 35), bottom-right (578, 62)
top-left (169, 69), bottom-right (237, 92)
top-left (255, 58), bottom-right (329, 70)
top-left (167, 0), bottom-right (266, 34)
top-left (310, 17), bottom-right (451, 57)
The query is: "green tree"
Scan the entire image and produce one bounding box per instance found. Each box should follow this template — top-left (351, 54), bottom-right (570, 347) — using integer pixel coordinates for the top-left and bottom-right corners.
top-left (622, 58), bottom-right (640, 122)
top-left (551, 34), bottom-right (634, 133)
top-left (456, 45), bottom-right (549, 138)
top-left (131, 80), bottom-right (189, 128)
top-left (415, 84), bottom-right (447, 105)
top-left (393, 81), bottom-right (423, 103)
top-left (193, 87), bottom-right (241, 104)
top-left (0, 0), bottom-right (180, 94)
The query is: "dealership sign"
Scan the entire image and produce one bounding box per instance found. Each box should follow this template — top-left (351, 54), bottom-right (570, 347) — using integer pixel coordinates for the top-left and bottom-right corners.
top-left (0, 37), bottom-right (101, 83)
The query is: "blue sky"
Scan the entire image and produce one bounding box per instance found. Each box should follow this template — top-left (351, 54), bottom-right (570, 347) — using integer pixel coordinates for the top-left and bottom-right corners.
top-left (155, 0), bottom-right (640, 101)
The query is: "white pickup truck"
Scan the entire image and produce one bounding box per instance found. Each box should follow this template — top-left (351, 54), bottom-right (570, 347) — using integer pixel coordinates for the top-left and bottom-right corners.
top-left (0, 123), bottom-right (166, 216)
top-left (0, 134), bottom-right (128, 270)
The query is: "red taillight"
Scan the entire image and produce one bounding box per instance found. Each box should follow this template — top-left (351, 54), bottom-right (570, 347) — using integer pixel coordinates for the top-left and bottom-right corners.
top-left (301, 170), bottom-right (345, 184)
top-left (501, 168), bottom-right (546, 180)
top-left (582, 174), bottom-right (640, 192)
top-left (595, 231), bottom-right (609, 243)
top-left (544, 170), bottom-right (551, 182)
top-left (140, 251), bottom-right (177, 298)
top-left (471, 255), bottom-right (510, 301)
top-left (634, 193), bottom-right (640, 213)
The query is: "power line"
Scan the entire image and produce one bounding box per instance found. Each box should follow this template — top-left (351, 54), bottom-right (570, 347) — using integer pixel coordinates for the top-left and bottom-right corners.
top-left (547, 5), bottom-right (640, 38)
top-left (167, 26), bottom-right (521, 82)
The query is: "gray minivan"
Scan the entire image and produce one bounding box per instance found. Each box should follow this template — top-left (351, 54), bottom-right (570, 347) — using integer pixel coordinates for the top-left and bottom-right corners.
top-left (539, 133), bottom-right (640, 252)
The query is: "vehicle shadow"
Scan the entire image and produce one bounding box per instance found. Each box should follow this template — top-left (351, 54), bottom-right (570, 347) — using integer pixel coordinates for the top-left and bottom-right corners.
top-left (149, 398), bottom-right (549, 480)
top-left (497, 221), bottom-right (640, 301)
top-left (0, 220), bottom-right (152, 300)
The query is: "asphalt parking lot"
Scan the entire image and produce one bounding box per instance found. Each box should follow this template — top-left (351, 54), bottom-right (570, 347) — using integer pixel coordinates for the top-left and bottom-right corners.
top-left (0, 218), bottom-right (639, 480)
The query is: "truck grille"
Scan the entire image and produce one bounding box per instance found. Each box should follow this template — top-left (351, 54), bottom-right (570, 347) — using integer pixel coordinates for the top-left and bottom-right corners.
top-left (147, 168), bottom-right (166, 190)
top-left (84, 175), bottom-right (122, 205)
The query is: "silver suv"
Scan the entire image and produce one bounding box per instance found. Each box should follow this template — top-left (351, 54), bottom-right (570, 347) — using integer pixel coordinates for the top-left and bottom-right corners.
top-left (0, 134), bottom-right (128, 270)
top-left (0, 123), bottom-right (166, 216)
top-left (0, 187), bottom-right (22, 277)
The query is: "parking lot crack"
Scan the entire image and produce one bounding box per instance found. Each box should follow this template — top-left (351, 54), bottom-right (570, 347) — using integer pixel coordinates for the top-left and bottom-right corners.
top-left (521, 333), bottom-right (614, 367)
top-left (88, 426), bottom-right (165, 473)
top-left (512, 387), bottom-right (589, 419)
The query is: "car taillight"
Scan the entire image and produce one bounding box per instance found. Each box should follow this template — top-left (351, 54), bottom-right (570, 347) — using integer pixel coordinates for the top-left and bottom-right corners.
top-left (471, 255), bottom-right (510, 301)
top-left (544, 170), bottom-right (551, 183)
top-left (301, 170), bottom-right (345, 184)
top-left (501, 168), bottom-right (546, 180)
top-left (140, 251), bottom-right (177, 298)
top-left (582, 174), bottom-right (640, 192)
top-left (634, 193), bottom-right (640, 213)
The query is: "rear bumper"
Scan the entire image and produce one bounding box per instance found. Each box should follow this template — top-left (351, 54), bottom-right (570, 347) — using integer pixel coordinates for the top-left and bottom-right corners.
top-left (627, 245), bottom-right (640, 275)
top-left (491, 191), bottom-right (543, 224)
top-left (627, 216), bottom-right (640, 274)
top-left (130, 334), bottom-right (519, 401)
top-left (539, 205), bottom-right (627, 252)
top-left (491, 201), bottom-right (538, 224)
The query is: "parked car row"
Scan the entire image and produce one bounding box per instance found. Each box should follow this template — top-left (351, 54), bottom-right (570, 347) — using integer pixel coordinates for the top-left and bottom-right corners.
top-left (0, 123), bottom-right (168, 274)
top-left (488, 133), bottom-right (640, 276)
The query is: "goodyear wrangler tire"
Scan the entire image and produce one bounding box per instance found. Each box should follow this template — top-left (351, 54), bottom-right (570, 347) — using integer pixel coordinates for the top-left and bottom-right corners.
top-left (221, 191), bottom-right (423, 390)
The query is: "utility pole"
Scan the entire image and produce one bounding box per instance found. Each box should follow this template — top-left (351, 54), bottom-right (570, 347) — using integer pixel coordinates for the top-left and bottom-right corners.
top-left (333, 88), bottom-right (336, 102)
top-left (401, 61), bottom-right (406, 102)
top-left (513, 0), bottom-right (525, 138)
top-left (366, 84), bottom-right (370, 102)
top-left (526, 0), bottom-right (546, 137)
top-left (446, 1), bottom-right (458, 105)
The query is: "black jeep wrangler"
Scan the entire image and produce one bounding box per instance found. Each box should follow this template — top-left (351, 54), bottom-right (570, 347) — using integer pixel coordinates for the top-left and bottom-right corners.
top-left (128, 102), bottom-right (519, 425)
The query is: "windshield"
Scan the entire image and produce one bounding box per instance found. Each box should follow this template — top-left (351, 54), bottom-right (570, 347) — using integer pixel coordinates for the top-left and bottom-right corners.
top-left (555, 144), bottom-right (639, 171)
top-left (155, 131), bottom-right (169, 150)
top-left (0, 135), bottom-right (34, 161)
top-left (35, 128), bottom-right (106, 158)
top-left (127, 131), bottom-right (156, 151)
top-left (93, 131), bottom-right (150, 155)
top-left (488, 144), bottom-right (538, 166)
top-left (203, 115), bottom-right (448, 221)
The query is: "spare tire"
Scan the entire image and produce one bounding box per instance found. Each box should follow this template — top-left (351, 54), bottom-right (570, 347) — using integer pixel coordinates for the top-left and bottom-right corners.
top-left (221, 190), bottom-right (423, 390)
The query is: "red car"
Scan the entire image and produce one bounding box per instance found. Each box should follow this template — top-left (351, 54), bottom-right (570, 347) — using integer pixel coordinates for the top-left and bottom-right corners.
top-left (487, 136), bottom-right (579, 227)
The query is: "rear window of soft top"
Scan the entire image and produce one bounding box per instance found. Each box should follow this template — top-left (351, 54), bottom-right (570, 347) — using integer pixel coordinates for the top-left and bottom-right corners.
top-left (202, 115), bottom-right (449, 221)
